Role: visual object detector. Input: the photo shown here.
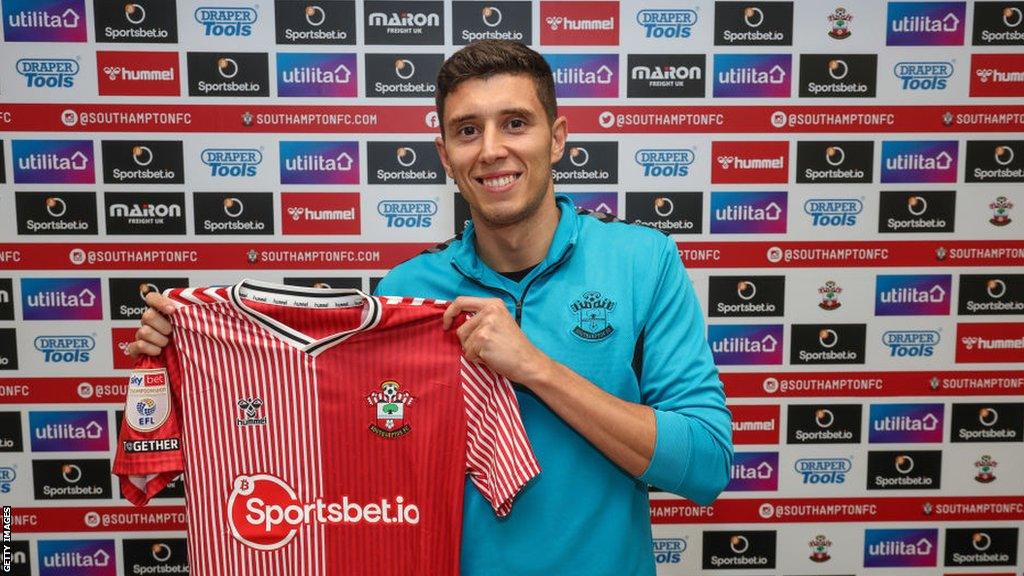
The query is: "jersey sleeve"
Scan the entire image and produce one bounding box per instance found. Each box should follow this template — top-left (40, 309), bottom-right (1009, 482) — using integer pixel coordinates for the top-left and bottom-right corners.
top-left (460, 357), bottom-right (540, 517)
top-left (111, 347), bottom-right (184, 506)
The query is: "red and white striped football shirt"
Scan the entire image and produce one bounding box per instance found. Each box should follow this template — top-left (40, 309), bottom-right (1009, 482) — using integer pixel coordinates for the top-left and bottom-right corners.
top-left (113, 280), bottom-right (540, 576)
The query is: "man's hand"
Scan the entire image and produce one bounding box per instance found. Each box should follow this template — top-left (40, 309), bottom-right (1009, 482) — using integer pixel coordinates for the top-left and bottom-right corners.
top-left (442, 296), bottom-right (555, 387)
top-left (127, 291), bottom-right (176, 357)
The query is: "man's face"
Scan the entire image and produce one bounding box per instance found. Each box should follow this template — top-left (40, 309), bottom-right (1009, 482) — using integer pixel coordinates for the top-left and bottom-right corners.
top-left (435, 73), bottom-right (566, 229)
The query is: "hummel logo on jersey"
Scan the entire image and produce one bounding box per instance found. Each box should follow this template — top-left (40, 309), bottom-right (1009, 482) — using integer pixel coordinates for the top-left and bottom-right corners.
top-left (366, 380), bottom-right (413, 438)
top-left (236, 397), bottom-right (267, 427)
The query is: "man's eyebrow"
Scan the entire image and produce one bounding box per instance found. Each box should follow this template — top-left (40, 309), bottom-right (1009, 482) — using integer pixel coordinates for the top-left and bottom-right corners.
top-left (446, 107), bottom-right (537, 127)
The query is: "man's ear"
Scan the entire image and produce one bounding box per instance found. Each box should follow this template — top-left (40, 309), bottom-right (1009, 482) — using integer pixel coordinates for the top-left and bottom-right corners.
top-left (435, 135), bottom-right (454, 180)
top-left (550, 116), bottom-right (568, 164)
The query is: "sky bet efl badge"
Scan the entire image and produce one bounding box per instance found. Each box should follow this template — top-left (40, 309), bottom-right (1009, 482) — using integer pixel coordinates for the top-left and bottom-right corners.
top-left (126, 368), bottom-right (171, 432)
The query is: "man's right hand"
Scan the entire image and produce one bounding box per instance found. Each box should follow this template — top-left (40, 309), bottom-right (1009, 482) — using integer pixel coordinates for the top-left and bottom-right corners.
top-left (127, 291), bottom-right (176, 357)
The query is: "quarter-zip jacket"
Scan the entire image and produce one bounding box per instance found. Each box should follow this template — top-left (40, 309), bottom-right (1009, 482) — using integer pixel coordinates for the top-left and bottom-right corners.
top-left (375, 195), bottom-right (733, 576)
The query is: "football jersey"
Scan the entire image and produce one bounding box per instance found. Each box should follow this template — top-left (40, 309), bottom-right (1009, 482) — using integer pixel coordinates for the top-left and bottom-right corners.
top-left (113, 279), bottom-right (540, 576)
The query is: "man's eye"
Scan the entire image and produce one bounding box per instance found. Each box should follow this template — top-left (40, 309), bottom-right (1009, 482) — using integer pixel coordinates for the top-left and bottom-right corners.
top-left (458, 126), bottom-right (477, 137)
top-left (508, 118), bottom-right (526, 129)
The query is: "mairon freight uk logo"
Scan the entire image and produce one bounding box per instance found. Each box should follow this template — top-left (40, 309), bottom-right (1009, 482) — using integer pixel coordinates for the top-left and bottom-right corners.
top-left (875, 274), bottom-right (951, 316)
top-left (711, 141), bottom-right (788, 183)
top-left (274, 0), bottom-right (355, 44)
top-left (881, 140), bottom-right (958, 183)
top-left (32, 459), bottom-right (112, 499)
top-left (96, 51), bottom-right (179, 96)
top-left (971, 53), bottom-right (1024, 96)
top-left (713, 54), bottom-right (790, 97)
top-left (709, 192), bottom-right (787, 234)
top-left (796, 141), bottom-right (873, 183)
top-left (627, 54), bottom-right (705, 98)
top-left (101, 140), bottom-right (184, 184)
top-left (787, 404), bottom-right (862, 444)
top-left (12, 140), bottom-right (93, 184)
top-left (280, 141), bottom-right (358, 184)
top-left (2, 0), bottom-right (87, 42)
top-left (958, 274), bottom-right (1024, 315)
top-left (544, 54), bottom-right (618, 98)
top-left (281, 192), bottom-right (360, 235)
top-left (790, 324), bottom-right (866, 365)
top-left (38, 539), bottom-right (116, 576)
top-left (15, 192), bottom-right (98, 235)
top-left (707, 324), bottom-right (783, 365)
top-left (625, 192), bottom-right (702, 234)
top-left (367, 142), bottom-right (444, 184)
top-left (864, 529), bottom-right (938, 567)
top-left (540, 1), bottom-right (618, 45)
top-left (894, 61), bottom-right (954, 91)
top-left (364, 53), bottom-right (442, 98)
top-left (454, 1), bottom-right (532, 45)
top-left (202, 147), bottom-right (262, 178)
top-left (878, 190), bottom-right (956, 233)
top-left (714, 2), bottom-right (793, 45)
top-left (193, 192), bottom-right (274, 235)
top-left (193, 5), bottom-right (258, 37)
top-left (867, 450), bottom-right (942, 490)
top-left (552, 142), bottom-right (617, 184)
top-left (708, 276), bottom-right (784, 317)
top-left (635, 8), bottom-right (697, 39)
top-left (972, 2), bottom-right (1024, 45)
top-left (29, 411), bottom-right (108, 451)
top-left (186, 52), bottom-right (269, 97)
top-left (799, 54), bottom-right (877, 97)
top-left (956, 322), bottom-right (1024, 363)
top-left (702, 531), bottom-right (776, 570)
top-left (951, 403), bottom-right (1024, 443)
top-left (886, 2), bottom-right (966, 46)
top-left (364, 0), bottom-right (443, 45)
top-left (869, 403), bottom-right (944, 443)
top-left (104, 192), bottom-right (186, 235)
top-left (16, 58), bottom-right (80, 89)
top-left (277, 53), bottom-right (356, 97)
top-left (944, 528), bottom-right (1019, 567)
top-left (726, 451), bottom-right (778, 491)
top-left (95, 0), bottom-right (177, 43)
top-left (966, 140), bottom-right (1024, 182)
top-left (21, 278), bottom-right (102, 320)
top-left (123, 539), bottom-right (189, 575)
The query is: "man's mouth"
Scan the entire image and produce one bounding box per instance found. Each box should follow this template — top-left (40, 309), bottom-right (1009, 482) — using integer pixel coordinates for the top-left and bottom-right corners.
top-left (477, 172), bottom-right (522, 190)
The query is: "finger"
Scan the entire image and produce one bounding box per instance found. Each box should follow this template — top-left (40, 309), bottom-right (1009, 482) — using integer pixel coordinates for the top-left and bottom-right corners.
top-left (128, 340), bottom-right (162, 358)
top-left (443, 296), bottom-right (500, 329)
top-left (144, 291), bottom-right (177, 316)
top-left (137, 325), bottom-right (170, 348)
top-left (455, 311), bottom-right (486, 344)
top-left (141, 307), bottom-right (173, 336)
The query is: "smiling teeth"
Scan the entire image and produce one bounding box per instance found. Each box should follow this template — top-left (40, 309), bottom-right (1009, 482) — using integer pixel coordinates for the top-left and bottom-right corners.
top-left (484, 174), bottom-right (516, 187)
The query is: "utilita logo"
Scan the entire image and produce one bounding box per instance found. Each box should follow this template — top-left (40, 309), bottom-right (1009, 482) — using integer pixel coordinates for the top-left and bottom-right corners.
top-left (864, 529), bottom-right (938, 567)
top-left (881, 140), bottom-right (958, 183)
top-left (951, 403), bottom-right (1024, 443)
top-left (94, 0), bottom-right (178, 43)
top-left (565, 192), bottom-right (617, 215)
top-left (966, 140), bottom-right (1024, 182)
top-left (795, 141), bottom-right (873, 183)
top-left (277, 53), bottom-right (356, 97)
top-left (274, 0), bottom-right (355, 45)
top-left (29, 411), bottom-right (108, 452)
top-left (544, 54), bottom-right (618, 98)
top-left (875, 274), bottom-right (952, 316)
top-left (38, 539), bottom-right (116, 576)
top-left (894, 61), bottom-right (954, 91)
top-left (16, 58), bottom-right (79, 89)
top-left (201, 148), bottom-right (262, 178)
top-left (958, 274), bottom-right (1024, 315)
top-left (228, 474), bottom-right (420, 550)
top-left (2, 0), bottom-right (87, 42)
top-left (956, 322), bottom-right (1024, 363)
top-left (869, 403), bottom-right (944, 443)
top-left (727, 451), bottom-right (778, 491)
top-left (711, 141), bottom-right (788, 183)
top-left (541, 1), bottom-right (618, 45)
top-left (972, 2), bottom-right (1024, 45)
top-left (280, 141), bottom-right (358, 184)
top-left (96, 51), bottom-right (179, 96)
top-left (21, 278), bottom-right (102, 320)
top-left (710, 192), bottom-right (787, 234)
top-left (12, 139), bottom-right (93, 184)
top-left (971, 53), bottom-right (1024, 96)
top-left (707, 324), bottom-right (783, 365)
top-left (281, 193), bottom-right (360, 235)
top-left (636, 8), bottom-right (697, 39)
top-left (886, 2), bottom-right (966, 46)
top-left (194, 6), bottom-right (257, 37)
top-left (713, 54), bottom-right (790, 97)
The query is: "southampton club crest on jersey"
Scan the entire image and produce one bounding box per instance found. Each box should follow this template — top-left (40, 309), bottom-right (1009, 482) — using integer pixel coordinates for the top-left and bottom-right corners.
top-left (367, 380), bottom-right (414, 438)
top-left (570, 291), bottom-right (616, 341)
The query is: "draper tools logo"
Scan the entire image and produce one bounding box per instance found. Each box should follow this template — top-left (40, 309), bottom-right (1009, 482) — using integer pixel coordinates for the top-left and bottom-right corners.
top-left (364, 0), bottom-right (443, 44)
top-left (454, 2), bottom-right (532, 45)
top-left (635, 149), bottom-right (694, 178)
top-left (627, 55), bottom-right (705, 98)
top-left (869, 403), bottom-right (944, 443)
top-left (193, 192), bottom-right (274, 235)
top-left (712, 141), bottom-right (788, 183)
top-left (636, 8), bottom-right (697, 39)
top-left (966, 140), bottom-right (1024, 182)
top-left (796, 141), bottom-right (872, 183)
top-left (202, 148), bottom-right (262, 177)
top-left (882, 330), bottom-right (941, 359)
top-left (280, 141), bottom-right (358, 184)
top-left (727, 451), bottom-right (778, 491)
top-left (971, 53), bottom-right (1024, 96)
top-left (894, 61), bottom-right (954, 91)
top-left (541, 1), bottom-right (618, 45)
top-left (21, 278), bottom-right (102, 320)
top-left (12, 140), bottom-right (93, 184)
top-left (95, 0), bottom-right (178, 42)
top-left (710, 192), bottom-right (787, 234)
top-left (864, 529), bottom-right (938, 567)
top-left (881, 140), bottom-right (958, 183)
top-left (702, 531), bottom-right (777, 570)
top-left (187, 52), bottom-right (269, 97)
top-left (122, 539), bottom-right (189, 575)
top-left (875, 274), bottom-right (951, 316)
top-left (365, 53), bottom-right (442, 97)
top-left (34, 335), bottom-right (94, 364)
top-left (878, 191), bottom-right (956, 233)
top-left (804, 198), bottom-right (863, 228)
top-left (30, 411), bottom-right (108, 451)
top-left (887, 2), bottom-right (966, 46)
top-left (38, 539), bottom-right (116, 576)
top-left (959, 274), bottom-right (1024, 315)
top-left (552, 142), bottom-right (617, 184)
top-left (368, 142), bottom-right (445, 184)
top-left (625, 192), bottom-right (702, 234)
top-left (281, 193), bottom-right (360, 235)
top-left (277, 53), bottom-right (356, 97)
top-left (377, 200), bottom-right (437, 229)
top-left (16, 192), bottom-right (98, 235)
top-left (105, 192), bottom-right (186, 235)
top-left (194, 5), bottom-right (258, 37)
top-left (713, 54), bottom-right (791, 97)
top-left (972, 2), bottom-right (1024, 45)
top-left (708, 276), bottom-right (784, 317)
top-left (799, 54), bottom-right (877, 97)
top-left (32, 459), bottom-right (112, 499)
top-left (653, 538), bottom-right (687, 564)
top-left (957, 322), bottom-right (1024, 363)
top-left (274, 0), bottom-right (355, 44)
top-left (794, 457), bottom-right (851, 486)
top-left (3, 0), bottom-right (86, 41)
top-left (867, 450), bottom-right (942, 490)
top-left (101, 141), bottom-right (184, 184)
top-left (944, 528), bottom-right (1019, 567)
top-left (16, 58), bottom-right (79, 89)
top-left (787, 404), bottom-right (862, 444)
top-left (714, 2), bottom-right (793, 45)
top-left (96, 51), bottom-right (179, 96)
top-left (545, 54), bottom-right (618, 98)
top-left (707, 324), bottom-right (783, 365)
top-left (951, 403), bottom-right (1024, 442)
top-left (790, 324), bottom-right (866, 364)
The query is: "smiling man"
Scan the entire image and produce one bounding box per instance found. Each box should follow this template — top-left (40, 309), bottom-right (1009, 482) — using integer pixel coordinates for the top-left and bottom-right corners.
top-left (130, 40), bottom-right (732, 575)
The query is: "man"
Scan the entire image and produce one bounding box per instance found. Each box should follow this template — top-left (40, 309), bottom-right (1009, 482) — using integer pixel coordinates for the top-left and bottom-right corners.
top-left (130, 40), bottom-right (732, 575)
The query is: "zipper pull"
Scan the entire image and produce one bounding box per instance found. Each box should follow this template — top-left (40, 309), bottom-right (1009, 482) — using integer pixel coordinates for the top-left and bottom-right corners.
top-left (515, 300), bottom-right (523, 324)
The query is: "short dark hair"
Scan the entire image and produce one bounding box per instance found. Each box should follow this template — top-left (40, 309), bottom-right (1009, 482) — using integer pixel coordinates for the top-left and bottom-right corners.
top-left (435, 40), bottom-right (557, 132)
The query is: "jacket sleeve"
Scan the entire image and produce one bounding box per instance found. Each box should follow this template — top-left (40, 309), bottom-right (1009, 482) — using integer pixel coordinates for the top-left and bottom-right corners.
top-left (636, 234), bottom-right (733, 504)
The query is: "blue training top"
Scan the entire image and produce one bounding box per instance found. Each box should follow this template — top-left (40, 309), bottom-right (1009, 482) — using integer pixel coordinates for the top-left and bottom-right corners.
top-left (375, 195), bottom-right (733, 576)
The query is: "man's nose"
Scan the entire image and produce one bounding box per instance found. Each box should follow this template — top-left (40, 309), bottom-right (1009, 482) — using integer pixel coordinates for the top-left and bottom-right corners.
top-left (479, 125), bottom-right (508, 163)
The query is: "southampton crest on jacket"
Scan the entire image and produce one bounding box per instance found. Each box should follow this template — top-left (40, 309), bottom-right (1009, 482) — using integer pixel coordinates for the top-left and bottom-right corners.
top-left (570, 291), bottom-right (616, 341)
top-left (366, 380), bottom-right (414, 438)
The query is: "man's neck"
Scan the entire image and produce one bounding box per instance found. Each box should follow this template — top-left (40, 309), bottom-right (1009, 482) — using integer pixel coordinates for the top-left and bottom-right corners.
top-left (472, 198), bottom-right (561, 273)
